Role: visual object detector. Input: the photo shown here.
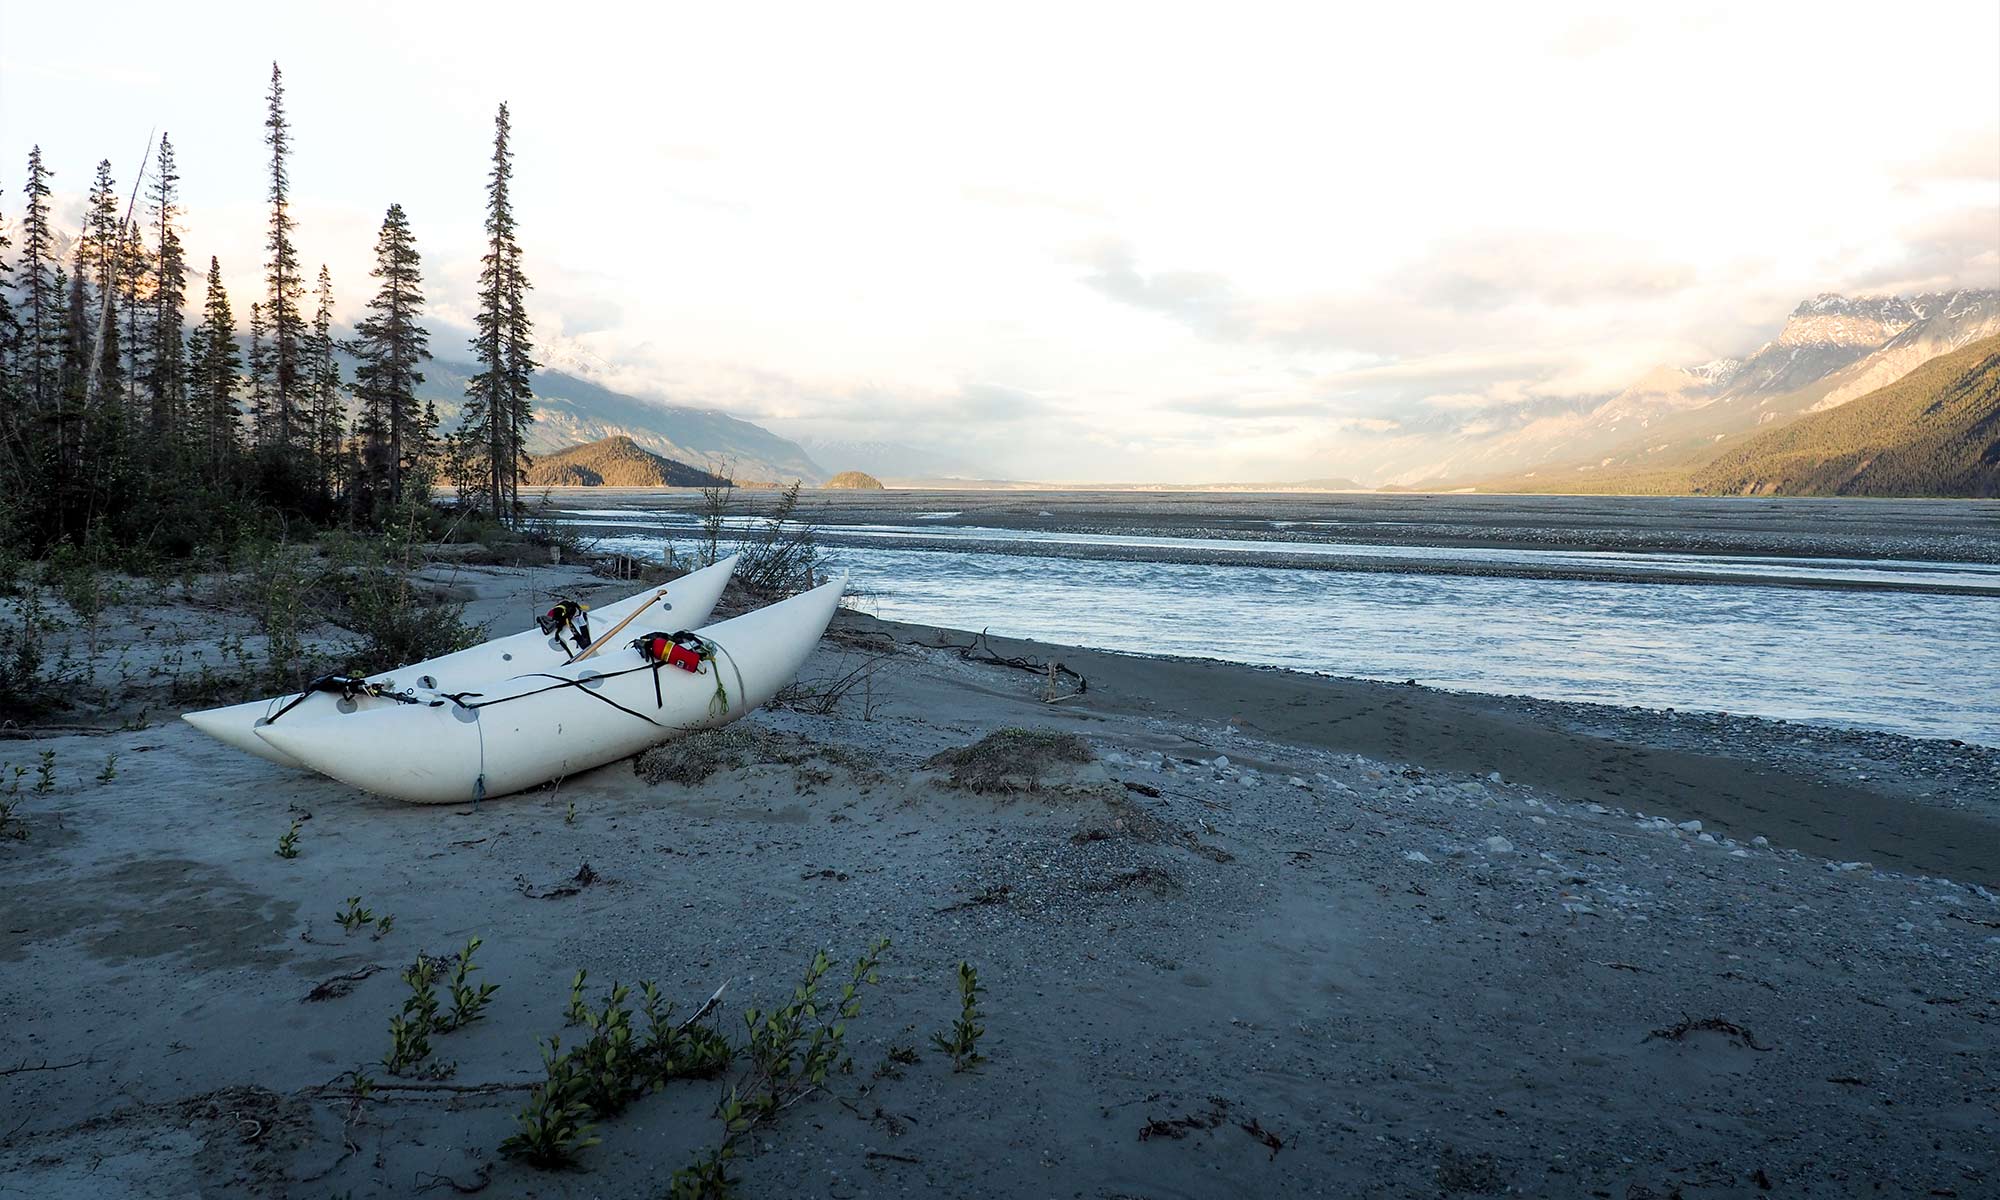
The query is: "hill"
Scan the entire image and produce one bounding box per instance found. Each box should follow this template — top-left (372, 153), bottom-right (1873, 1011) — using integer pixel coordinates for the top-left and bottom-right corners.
top-left (334, 350), bottom-right (828, 484)
top-left (523, 436), bottom-right (734, 488)
top-left (823, 470), bottom-right (885, 490)
top-left (1690, 335), bottom-right (2000, 497)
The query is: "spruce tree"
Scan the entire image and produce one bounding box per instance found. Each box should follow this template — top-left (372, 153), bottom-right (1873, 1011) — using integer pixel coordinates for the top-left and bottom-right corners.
top-left (307, 265), bottom-right (344, 502)
top-left (0, 181), bottom-right (17, 430)
top-left (248, 301), bottom-right (270, 446)
top-left (120, 217), bottom-right (147, 409)
top-left (18, 149), bottom-right (58, 410)
top-left (263, 63), bottom-right (306, 459)
top-left (351, 204), bottom-right (430, 509)
top-left (190, 257), bottom-right (242, 479)
top-left (463, 102), bottom-right (536, 522)
top-left (146, 134), bottom-right (189, 444)
top-left (81, 160), bottom-right (124, 401)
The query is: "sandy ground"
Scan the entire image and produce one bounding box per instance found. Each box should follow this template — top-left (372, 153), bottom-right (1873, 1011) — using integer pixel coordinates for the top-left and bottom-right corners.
top-left (2, 564), bottom-right (1997, 1199)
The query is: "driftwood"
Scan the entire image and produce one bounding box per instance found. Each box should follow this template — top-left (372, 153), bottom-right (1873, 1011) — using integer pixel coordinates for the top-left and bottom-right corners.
top-left (932, 629), bottom-right (1087, 698)
top-left (302, 963), bottom-right (386, 1002)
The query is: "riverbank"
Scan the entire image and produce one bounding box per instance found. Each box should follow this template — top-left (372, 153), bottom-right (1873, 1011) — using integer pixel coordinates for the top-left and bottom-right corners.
top-left (1, 565), bottom-right (1996, 1198)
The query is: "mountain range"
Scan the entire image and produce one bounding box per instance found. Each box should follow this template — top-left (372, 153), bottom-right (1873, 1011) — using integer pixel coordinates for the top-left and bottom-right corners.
top-left (1461, 289), bottom-right (2000, 493)
top-left (1689, 335), bottom-right (2000, 498)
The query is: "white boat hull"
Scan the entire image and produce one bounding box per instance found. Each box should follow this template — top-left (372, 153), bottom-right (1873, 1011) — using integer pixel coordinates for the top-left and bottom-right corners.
top-left (182, 555), bottom-right (739, 767)
top-left (255, 577), bottom-right (844, 804)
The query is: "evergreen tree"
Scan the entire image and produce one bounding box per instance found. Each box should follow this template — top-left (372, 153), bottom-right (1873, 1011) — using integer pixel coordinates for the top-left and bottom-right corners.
top-left (462, 102), bottom-right (532, 516)
top-left (263, 63), bottom-right (306, 457)
top-left (0, 181), bottom-right (17, 434)
top-left (146, 134), bottom-right (189, 444)
top-left (120, 217), bottom-right (147, 409)
top-left (81, 160), bottom-right (124, 401)
top-left (190, 257), bottom-right (243, 479)
top-left (18, 148), bottom-right (59, 410)
top-left (307, 265), bottom-right (344, 502)
top-left (350, 204), bottom-right (430, 508)
top-left (248, 301), bottom-right (270, 444)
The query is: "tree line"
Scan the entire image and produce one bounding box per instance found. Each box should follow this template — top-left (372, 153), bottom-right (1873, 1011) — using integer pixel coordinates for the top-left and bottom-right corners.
top-left (0, 63), bottom-right (536, 558)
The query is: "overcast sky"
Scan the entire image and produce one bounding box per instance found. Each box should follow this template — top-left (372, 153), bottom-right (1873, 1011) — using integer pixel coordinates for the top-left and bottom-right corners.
top-left (4, 1), bottom-right (1997, 482)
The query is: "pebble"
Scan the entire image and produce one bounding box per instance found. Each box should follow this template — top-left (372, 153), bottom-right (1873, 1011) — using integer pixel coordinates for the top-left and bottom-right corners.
top-left (1402, 850), bottom-right (1433, 864)
top-left (1483, 836), bottom-right (1515, 855)
top-left (1677, 820), bottom-right (1703, 833)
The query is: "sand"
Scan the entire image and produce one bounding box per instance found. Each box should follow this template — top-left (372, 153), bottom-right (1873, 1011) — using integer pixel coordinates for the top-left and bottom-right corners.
top-left (1, 564), bottom-right (1996, 1199)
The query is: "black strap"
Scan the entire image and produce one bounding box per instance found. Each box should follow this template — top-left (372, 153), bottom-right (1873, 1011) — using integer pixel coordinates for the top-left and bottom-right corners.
top-left (266, 674), bottom-right (421, 724)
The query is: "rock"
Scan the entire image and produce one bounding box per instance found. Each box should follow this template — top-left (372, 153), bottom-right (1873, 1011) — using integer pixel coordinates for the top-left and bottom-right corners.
top-left (1487, 771), bottom-right (1503, 783)
top-left (1212, 755), bottom-right (1230, 769)
top-left (1676, 820), bottom-right (1703, 833)
top-left (1288, 776), bottom-right (1309, 789)
top-left (1483, 836), bottom-right (1515, 855)
top-left (1403, 850), bottom-right (1433, 864)
top-left (1751, 836), bottom-right (1770, 846)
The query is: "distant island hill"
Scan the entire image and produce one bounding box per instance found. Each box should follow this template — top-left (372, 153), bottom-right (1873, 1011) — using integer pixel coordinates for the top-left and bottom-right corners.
top-left (524, 436), bottom-right (886, 490)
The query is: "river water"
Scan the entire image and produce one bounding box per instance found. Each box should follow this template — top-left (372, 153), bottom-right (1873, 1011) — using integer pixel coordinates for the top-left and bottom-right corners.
top-left (552, 502), bottom-right (2000, 746)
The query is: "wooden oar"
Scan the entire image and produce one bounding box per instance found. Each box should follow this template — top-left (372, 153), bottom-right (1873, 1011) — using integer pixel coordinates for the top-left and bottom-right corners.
top-left (565, 587), bottom-right (671, 665)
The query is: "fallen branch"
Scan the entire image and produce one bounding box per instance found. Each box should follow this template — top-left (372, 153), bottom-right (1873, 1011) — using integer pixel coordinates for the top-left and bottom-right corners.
top-left (934, 884), bottom-right (1013, 915)
top-left (1, 1055), bottom-right (97, 1077)
top-left (865, 1150), bottom-right (923, 1165)
top-left (1947, 912), bottom-right (2000, 929)
top-left (1646, 1015), bottom-right (1773, 1051)
top-left (303, 964), bottom-right (385, 1002)
top-left (938, 629), bottom-right (1087, 697)
top-left (414, 1165), bottom-right (494, 1194)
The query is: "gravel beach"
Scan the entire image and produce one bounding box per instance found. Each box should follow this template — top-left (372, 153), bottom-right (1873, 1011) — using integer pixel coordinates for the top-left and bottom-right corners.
top-left (1, 563), bottom-right (1996, 1199)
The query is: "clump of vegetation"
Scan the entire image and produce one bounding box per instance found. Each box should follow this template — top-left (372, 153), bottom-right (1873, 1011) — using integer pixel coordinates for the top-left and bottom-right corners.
top-left (504, 973), bottom-right (737, 1170)
top-left (276, 817), bottom-right (302, 859)
top-left (733, 481), bottom-right (827, 596)
top-left (505, 940), bottom-right (890, 1183)
top-left (34, 750), bottom-right (57, 795)
top-left (931, 962), bottom-right (988, 1072)
top-left (0, 592), bottom-right (57, 717)
top-left (441, 937), bottom-right (498, 1030)
top-left (335, 897), bottom-right (376, 933)
top-left (635, 726), bottom-right (793, 786)
top-left (239, 540), bottom-right (321, 688)
top-left (500, 1037), bottom-right (601, 1168)
top-left (95, 753), bottom-right (118, 784)
top-left (329, 510), bottom-right (485, 676)
top-left (925, 727), bottom-right (1094, 794)
top-left (385, 956), bottom-right (445, 1076)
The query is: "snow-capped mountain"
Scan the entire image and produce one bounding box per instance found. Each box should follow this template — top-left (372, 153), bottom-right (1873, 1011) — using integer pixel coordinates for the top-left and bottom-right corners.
top-left (1399, 289), bottom-right (2000, 488)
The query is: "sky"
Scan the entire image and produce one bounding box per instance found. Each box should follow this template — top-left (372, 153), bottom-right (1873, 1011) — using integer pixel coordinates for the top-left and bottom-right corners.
top-left (3, 1), bottom-right (1997, 483)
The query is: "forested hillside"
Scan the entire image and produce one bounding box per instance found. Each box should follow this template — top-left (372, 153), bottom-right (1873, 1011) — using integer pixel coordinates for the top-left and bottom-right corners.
top-left (522, 435), bottom-right (731, 488)
top-left (1691, 335), bottom-right (2000, 498)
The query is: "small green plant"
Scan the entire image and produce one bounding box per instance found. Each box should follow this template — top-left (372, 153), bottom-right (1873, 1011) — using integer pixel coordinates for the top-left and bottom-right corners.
top-left (373, 913), bottom-right (396, 939)
top-left (499, 1036), bottom-right (600, 1168)
top-left (34, 750), bottom-right (56, 795)
top-left (931, 961), bottom-right (987, 1072)
top-left (0, 796), bottom-right (24, 842)
top-left (565, 797), bottom-right (576, 825)
top-left (385, 956), bottom-right (443, 1075)
top-left (276, 818), bottom-right (302, 859)
top-left (440, 937), bottom-right (498, 1030)
top-left (95, 753), bottom-right (118, 784)
top-left (336, 897), bottom-right (376, 933)
top-left (565, 969), bottom-right (589, 1025)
